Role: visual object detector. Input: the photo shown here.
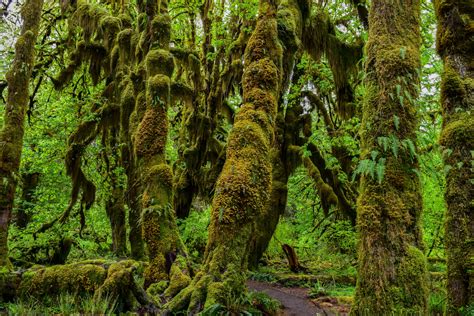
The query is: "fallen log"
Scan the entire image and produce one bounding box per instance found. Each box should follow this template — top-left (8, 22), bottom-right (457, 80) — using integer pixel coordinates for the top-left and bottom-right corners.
top-left (0, 259), bottom-right (155, 312)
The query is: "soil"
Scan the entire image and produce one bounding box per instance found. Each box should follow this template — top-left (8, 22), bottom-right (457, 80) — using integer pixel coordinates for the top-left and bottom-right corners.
top-left (247, 280), bottom-right (334, 316)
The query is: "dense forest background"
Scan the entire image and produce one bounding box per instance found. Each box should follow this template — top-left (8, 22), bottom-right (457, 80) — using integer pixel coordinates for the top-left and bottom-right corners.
top-left (0, 0), bottom-right (472, 315)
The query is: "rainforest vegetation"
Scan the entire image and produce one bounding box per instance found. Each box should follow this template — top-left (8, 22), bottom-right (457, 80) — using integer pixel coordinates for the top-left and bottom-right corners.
top-left (0, 0), bottom-right (472, 315)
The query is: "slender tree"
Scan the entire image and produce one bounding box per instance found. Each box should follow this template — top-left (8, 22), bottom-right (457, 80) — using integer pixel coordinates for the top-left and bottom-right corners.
top-left (0, 0), bottom-right (44, 268)
top-left (435, 0), bottom-right (474, 313)
top-left (351, 0), bottom-right (428, 314)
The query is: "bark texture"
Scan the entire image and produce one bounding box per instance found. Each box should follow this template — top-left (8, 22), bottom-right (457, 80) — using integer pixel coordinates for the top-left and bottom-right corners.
top-left (435, 0), bottom-right (474, 313)
top-left (351, 0), bottom-right (428, 314)
top-left (0, 0), bottom-right (44, 268)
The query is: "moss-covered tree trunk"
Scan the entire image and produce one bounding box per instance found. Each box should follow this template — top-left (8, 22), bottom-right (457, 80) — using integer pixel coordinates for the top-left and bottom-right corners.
top-left (133, 0), bottom-right (190, 292)
top-left (351, 1), bottom-right (428, 314)
top-left (166, 0), bottom-right (283, 312)
top-left (434, 1), bottom-right (474, 313)
top-left (0, 0), bottom-right (43, 268)
top-left (105, 129), bottom-right (127, 257)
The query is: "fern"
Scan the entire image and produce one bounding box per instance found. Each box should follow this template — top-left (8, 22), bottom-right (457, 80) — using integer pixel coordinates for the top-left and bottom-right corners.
top-left (375, 158), bottom-right (386, 184)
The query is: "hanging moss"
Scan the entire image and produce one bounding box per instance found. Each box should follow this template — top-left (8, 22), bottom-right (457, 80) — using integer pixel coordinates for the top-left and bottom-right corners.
top-left (351, 1), bottom-right (428, 314)
top-left (302, 8), bottom-right (363, 118)
top-left (99, 16), bottom-right (121, 50)
top-left (70, 3), bottom-right (108, 42)
top-left (151, 15), bottom-right (171, 48)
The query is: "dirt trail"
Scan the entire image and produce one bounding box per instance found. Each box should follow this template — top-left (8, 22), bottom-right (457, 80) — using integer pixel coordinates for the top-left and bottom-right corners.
top-left (247, 280), bottom-right (333, 316)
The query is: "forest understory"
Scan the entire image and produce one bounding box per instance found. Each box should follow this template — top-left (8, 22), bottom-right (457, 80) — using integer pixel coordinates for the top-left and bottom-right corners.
top-left (0, 0), bottom-right (472, 315)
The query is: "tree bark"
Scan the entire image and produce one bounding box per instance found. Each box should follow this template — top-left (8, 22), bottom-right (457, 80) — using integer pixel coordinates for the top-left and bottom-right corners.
top-left (351, 0), bottom-right (428, 314)
top-left (434, 0), bottom-right (474, 313)
top-left (0, 0), bottom-right (44, 268)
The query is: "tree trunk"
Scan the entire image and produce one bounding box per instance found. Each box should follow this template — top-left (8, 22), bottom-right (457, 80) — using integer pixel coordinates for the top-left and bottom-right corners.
top-left (351, 1), bottom-right (428, 314)
top-left (127, 168), bottom-right (145, 260)
top-left (165, 0), bottom-right (285, 312)
top-left (0, 0), bottom-right (44, 268)
top-left (105, 130), bottom-right (127, 257)
top-left (16, 171), bottom-right (40, 228)
top-left (134, 0), bottom-right (190, 291)
top-left (434, 1), bottom-right (474, 313)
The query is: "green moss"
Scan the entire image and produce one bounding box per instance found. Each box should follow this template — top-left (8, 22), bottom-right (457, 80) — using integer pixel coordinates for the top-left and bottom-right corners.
top-left (71, 3), bottom-right (108, 42)
top-left (18, 263), bottom-right (107, 297)
top-left (151, 15), bottom-right (171, 48)
top-left (134, 107), bottom-right (168, 158)
top-left (435, 2), bottom-right (473, 311)
top-left (147, 280), bottom-right (169, 298)
top-left (164, 259), bottom-right (192, 298)
top-left (242, 58), bottom-right (280, 99)
top-left (146, 49), bottom-right (174, 77)
top-left (352, 1), bottom-right (428, 314)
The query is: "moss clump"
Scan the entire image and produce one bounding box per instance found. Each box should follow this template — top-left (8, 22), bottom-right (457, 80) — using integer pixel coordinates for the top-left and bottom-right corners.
top-left (134, 107), bottom-right (168, 158)
top-left (18, 263), bottom-right (107, 297)
top-left (242, 58), bottom-right (280, 99)
top-left (146, 49), bottom-right (174, 77)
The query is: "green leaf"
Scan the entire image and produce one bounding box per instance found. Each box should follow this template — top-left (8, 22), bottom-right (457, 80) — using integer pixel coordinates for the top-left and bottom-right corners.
top-left (378, 136), bottom-right (389, 152)
top-left (376, 158), bottom-right (386, 184)
top-left (371, 150), bottom-right (379, 161)
top-left (399, 46), bottom-right (407, 59)
top-left (393, 115), bottom-right (400, 131)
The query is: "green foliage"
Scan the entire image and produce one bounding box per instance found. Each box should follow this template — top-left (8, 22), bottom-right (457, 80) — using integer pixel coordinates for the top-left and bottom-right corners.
top-left (200, 290), bottom-right (280, 316)
top-left (177, 207), bottom-right (210, 262)
top-left (2, 292), bottom-right (116, 315)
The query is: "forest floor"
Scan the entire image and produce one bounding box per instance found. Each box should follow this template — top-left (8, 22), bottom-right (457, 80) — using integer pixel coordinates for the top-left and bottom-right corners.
top-left (247, 280), bottom-right (350, 316)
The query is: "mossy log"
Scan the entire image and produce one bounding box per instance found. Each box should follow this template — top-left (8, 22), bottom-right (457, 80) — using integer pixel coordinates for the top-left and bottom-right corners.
top-left (0, 260), bottom-right (154, 312)
top-left (435, 0), bottom-right (474, 313)
top-left (351, 0), bottom-right (429, 314)
top-left (0, 0), bottom-right (44, 268)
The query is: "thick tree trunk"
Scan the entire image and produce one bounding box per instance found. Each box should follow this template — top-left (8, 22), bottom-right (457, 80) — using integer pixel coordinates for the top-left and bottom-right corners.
top-left (0, 0), bottom-right (44, 268)
top-left (166, 0), bottom-right (284, 312)
top-left (248, 150), bottom-right (288, 269)
top-left (434, 1), bottom-right (474, 314)
top-left (134, 0), bottom-right (190, 292)
top-left (351, 1), bottom-right (428, 314)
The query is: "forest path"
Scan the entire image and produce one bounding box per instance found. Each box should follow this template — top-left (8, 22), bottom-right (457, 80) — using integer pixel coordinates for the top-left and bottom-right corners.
top-left (247, 280), bottom-right (333, 316)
